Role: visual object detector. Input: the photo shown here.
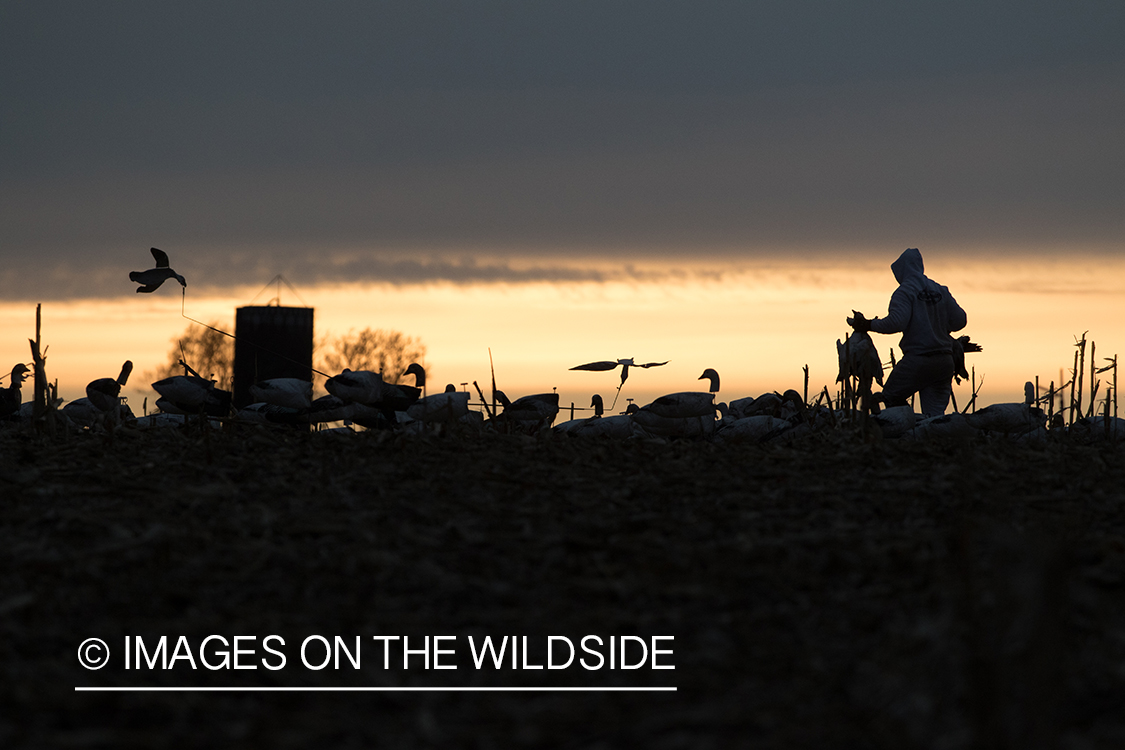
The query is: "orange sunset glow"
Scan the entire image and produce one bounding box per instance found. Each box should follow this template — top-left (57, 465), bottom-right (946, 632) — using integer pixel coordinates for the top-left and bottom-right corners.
top-left (2, 251), bottom-right (1121, 415)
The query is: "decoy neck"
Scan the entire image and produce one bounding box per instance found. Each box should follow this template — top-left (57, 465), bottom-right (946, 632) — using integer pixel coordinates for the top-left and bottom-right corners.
top-left (403, 362), bottom-right (426, 388)
top-left (699, 368), bottom-right (720, 393)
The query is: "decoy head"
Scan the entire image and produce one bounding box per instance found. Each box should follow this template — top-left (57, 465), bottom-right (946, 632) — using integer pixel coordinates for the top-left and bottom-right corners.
top-left (591, 394), bottom-right (604, 417)
top-left (9, 363), bottom-right (31, 385)
top-left (403, 362), bottom-right (426, 388)
top-left (699, 368), bottom-right (720, 393)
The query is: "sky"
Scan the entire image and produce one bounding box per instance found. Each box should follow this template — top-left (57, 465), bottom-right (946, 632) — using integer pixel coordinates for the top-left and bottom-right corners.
top-left (1, 2), bottom-right (1123, 413)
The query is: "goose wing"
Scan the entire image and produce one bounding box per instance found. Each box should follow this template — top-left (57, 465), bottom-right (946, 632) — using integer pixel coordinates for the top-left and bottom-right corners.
top-left (150, 247), bottom-right (171, 268)
top-left (636, 361), bottom-right (668, 369)
top-left (570, 361), bottom-right (619, 372)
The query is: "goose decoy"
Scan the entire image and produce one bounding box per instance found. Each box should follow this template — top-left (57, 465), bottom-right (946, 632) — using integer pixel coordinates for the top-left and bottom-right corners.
top-left (698, 368), bottom-right (720, 394)
top-left (305, 394), bottom-right (357, 425)
top-left (965, 392), bottom-right (1047, 436)
top-left (369, 364), bottom-right (426, 424)
top-left (555, 394), bottom-right (602, 432)
top-left (86, 360), bottom-right (133, 413)
top-left (569, 357), bottom-right (668, 409)
top-left (325, 366), bottom-right (423, 428)
top-left (555, 395), bottom-right (635, 438)
top-left (1070, 415), bottom-right (1125, 444)
top-left (407, 390), bottom-right (471, 424)
top-left (152, 375), bottom-right (232, 417)
top-left (400, 362), bottom-right (426, 394)
top-left (631, 373), bottom-right (720, 438)
top-left (130, 247), bottom-right (187, 293)
top-left (907, 411), bottom-right (977, 441)
top-left (61, 398), bottom-right (101, 429)
top-left (492, 391), bottom-right (560, 434)
top-left (715, 414), bottom-right (787, 443)
top-left (249, 378), bottom-right (313, 411)
top-left (871, 404), bottom-right (917, 439)
top-left (325, 369), bottom-right (385, 405)
top-left (642, 370), bottom-right (723, 419)
top-left (0, 363), bottom-right (31, 419)
top-left (236, 402), bottom-right (305, 425)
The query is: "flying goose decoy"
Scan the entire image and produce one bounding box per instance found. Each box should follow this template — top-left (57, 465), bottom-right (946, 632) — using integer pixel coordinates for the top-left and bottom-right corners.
top-left (130, 247), bottom-right (186, 293)
top-left (569, 357), bottom-right (668, 409)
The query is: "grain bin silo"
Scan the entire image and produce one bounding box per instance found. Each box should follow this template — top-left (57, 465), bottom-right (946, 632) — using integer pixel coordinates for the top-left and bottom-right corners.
top-left (233, 305), bottom-right (314, 409)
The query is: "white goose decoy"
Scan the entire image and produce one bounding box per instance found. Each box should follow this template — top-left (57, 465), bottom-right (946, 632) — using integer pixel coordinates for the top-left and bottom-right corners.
top-left (715, 414), bottom-right (786, 443)
top-left (631, 372), bottom-right (720, 438)
top-left (725, 391), bottom-right (805, 420)
top-left (965, 382), bottom-right (1047, 436)
top-left (152, 375), bottom-right (232, 417)
top-left (0, 363), bottom-right (30, 419)
top-left (61, 398), bottom-right (101, 429)
top-left (871, 404), bottom-right (917, 439)
top-left (325, 369), bottom-right (385, 405)
top-left (130, 247), bottom-right (187, 293)
top-left (236, 402), bottom-right (305, 425)
top-left (570, 357), bottom-right (668, 409)
top-left (407, 390), bottom-right (471, 424)
top-left (716, 389), bottom-right (809, 443)
top-left (643, 388), bottom-right (715, 420)
top-left (86, 361), bottom-right (133, 413)
top-left (363, 363), bottom-right (425, 426)
top-left (1070, 415), bottom-right (1125, 443)
top-left (306, 394), bottom-right (357, 425)
top-left (249, 378), bottom-right (313, 411)
top-left (907, 411), bottom-right (977, 441)
top-left (553, 394), bottom-right (632, 438)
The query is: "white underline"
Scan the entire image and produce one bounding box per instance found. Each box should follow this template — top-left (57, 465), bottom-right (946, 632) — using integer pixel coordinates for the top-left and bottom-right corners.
top-left (75, 686), bottom-right (677, 692)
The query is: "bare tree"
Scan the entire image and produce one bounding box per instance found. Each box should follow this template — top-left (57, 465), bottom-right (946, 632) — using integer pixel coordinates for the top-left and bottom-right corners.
top-left (149, 322), bottom-right (235, 390)
top-left (317, 328), bottom-right (426, 385)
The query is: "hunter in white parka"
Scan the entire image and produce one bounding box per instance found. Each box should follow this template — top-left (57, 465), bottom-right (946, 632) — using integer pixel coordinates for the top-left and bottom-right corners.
top-left (850, 248), bottom-right (967, 417)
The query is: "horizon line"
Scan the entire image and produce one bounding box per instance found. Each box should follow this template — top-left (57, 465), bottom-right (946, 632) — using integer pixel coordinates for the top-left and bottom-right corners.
top-left (75, 686), bottom-right (678, 692)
